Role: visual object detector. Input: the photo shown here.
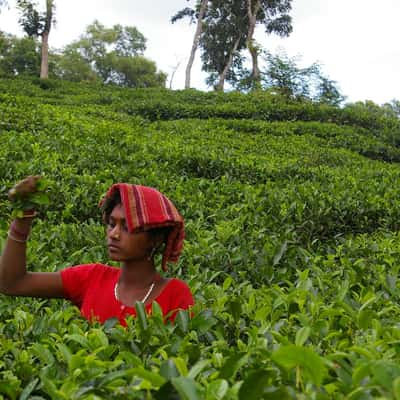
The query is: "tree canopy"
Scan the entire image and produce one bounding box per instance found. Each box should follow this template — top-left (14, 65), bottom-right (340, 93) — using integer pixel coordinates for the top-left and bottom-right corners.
top-left (0, 31), bottom-right (40, 76)
top-left (199, 0), bottom-right (247, 90)
top-left (260, 50), bottom-right (346, 105)
top-left (172, 0), bottom-right (293, 91)
top-left (55, 21), bottom-right (165, 87)
top-left (0, 18), bottom-right (166, 88)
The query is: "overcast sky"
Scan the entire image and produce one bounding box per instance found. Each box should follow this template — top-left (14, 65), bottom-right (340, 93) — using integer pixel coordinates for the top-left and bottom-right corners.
top-left (0, 0), bottom-right (399, 105)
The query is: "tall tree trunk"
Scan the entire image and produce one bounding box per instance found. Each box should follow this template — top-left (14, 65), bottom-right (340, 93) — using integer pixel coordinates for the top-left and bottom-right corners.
top-left (215, 36), bottom-right (241, 91)
top-left (40, 31), bottom-right (49, 79)
top-left (247, 0), bottom-right (261, 90)
top-left (40, 0), bottom-right (53, 79)
top-left (169, 60), bottom-right (182, 89)
top-left (185, 0), bottom-right (207, 89)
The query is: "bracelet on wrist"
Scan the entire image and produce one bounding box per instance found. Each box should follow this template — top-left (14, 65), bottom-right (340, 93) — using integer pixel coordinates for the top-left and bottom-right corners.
top-left (9, 202), bottom-right (38, 219)
top-left (18, 209), bottom-right (37, 219)
top-left (9, 221), bottom-right (31, 240)
top-left (7, 231), bottom-right (28, 243)
top-left (11, 209), bottom-right (37, 219)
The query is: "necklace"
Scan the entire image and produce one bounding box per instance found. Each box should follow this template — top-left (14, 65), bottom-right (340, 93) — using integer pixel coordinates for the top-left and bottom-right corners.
top-left (114, 281), bottom-right (155, 304)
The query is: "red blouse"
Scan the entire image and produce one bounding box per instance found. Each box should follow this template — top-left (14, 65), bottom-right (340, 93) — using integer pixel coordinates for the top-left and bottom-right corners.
top-left (60, 264), bottom-right (194, 325)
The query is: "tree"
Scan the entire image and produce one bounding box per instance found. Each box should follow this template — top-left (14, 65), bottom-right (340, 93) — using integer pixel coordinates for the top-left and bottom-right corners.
top-left (16, 0), bottom-right (55, 79)
top-left (199, 0), bottom-right (248, 90)
top-left (382, 99), bottom-right (400, 119)
top-left (40, 0), bottom-right (54, 79)
top-left (114, 26), bottom-right (146, 57)
top-left (0, 31), bottom-right (40, 76)
top-left (246, 0), bottom-right (292, 89)
top-left (50, 47), bottom-right (98, 82)
top-left (317, 76), bottom-right (345, 107)
top-left (174, 0), bottom-right (293, 91)
top-left (110, 56), bottom-right (167, 88)
top-left (171, 0), bottom-right (208, 89)
top-left (66, 21), bottom-right (147, 82)
top-left (261, 51), bottom-right (318, 98)
top-left (168, 58), bottom-right (183, 89)
top-left (259, 50), bottom-right (345, 105)
top-left (55, 21), bottom-right (165, 88)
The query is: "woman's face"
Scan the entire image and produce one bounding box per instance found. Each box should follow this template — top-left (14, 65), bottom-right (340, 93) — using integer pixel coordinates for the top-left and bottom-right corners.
top-left (106, 204), bottom-right (153, 262)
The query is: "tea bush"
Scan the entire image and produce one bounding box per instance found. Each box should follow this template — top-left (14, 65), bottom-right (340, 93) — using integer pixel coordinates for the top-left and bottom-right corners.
top-left (1, 78), bottom-right (400, 399)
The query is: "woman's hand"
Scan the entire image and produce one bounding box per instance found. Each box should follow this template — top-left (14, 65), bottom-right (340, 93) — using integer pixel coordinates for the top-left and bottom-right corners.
top-left (8, 175), bottom-right (41, 201)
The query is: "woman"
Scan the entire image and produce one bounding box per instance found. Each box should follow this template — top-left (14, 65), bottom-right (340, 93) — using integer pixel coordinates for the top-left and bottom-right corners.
top-left (0, 176), bottom-right (194, 325)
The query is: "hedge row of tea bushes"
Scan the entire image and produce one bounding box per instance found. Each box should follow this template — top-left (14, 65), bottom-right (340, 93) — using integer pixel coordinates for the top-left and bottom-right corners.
top-left (1, 78), bottom-right (399, 135)
top-left (1, 78), bottom-right (400, 398)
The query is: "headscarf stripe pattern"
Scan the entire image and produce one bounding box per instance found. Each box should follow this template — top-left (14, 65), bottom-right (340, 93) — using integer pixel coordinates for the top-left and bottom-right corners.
top-left (100, 183), bottom-right (184, 271)
top-left (131, 185), bottom-right (145, 228)
top-left (138, 186), bottom-right (150, 225)
top-left (161, 194), bottom-right (175, 221)
top-left (120, 184), bottom-right (136, 231)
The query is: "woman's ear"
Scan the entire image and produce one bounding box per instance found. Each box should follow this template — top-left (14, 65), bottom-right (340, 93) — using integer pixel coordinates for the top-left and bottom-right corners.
top-left (153, 232), bottom-right (165, 250)
top-left (149, 227), bottom-right (171, 253)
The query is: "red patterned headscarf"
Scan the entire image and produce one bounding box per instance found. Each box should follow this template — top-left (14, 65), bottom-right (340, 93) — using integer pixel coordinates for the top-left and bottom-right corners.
top-left (99, 184), bottom-right (184, 271)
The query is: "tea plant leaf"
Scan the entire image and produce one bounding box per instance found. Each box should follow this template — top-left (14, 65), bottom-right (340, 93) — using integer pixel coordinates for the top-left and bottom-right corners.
top-left (171, 377), bottom-right (201, 400)
top-left (188, 359), bottom-right (211, 379)
top-left (271, 345), bottom-right (327, 386)
top-left (135, 301), bottom-right (148, 331)
top-left (160, 359), bottom-right (180, 380)
top-left (206, 379), bottom-right (228, 400)
top-left (218, 353), bottom-right (248, 380)
top-left (130, 367), bottom-right (166, 387)
top-left (19, 378), bottom-right (39, 400)
top-left (393, 376), bottom-right (400, 400)
top-left (238, 371), bottom-right (270, 400)
top-left (295, 326), bottom-right (311, 347)
top-left (273, 241), bottom-right (288, 266)
top-left (175, 310), bottom-right (190, 334)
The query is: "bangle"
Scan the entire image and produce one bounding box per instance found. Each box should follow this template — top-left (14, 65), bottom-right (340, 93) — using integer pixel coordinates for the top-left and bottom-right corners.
top-left (7, 231), bottom-right (28, 243)
top-left (10, 221), bottom-right (31, 240)
top-left (21, 209), bottom-right (37, 218)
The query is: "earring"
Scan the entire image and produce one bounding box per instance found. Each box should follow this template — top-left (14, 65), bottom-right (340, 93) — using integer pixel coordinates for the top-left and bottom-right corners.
top-left (147, 247), bottom-right (156, 261)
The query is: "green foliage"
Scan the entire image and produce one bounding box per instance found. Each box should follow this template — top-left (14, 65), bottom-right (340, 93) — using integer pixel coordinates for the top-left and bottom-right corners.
top-left (0, 19), bottom-right (165, 88)
top-left (110, 55), bottom-right (167, 88)
top-left (53, 20), bottom-right (165, 88)
top-left (172, 0), bottom-right (293, 90)
top-left (1, 77), bottom-right (400, 397)
top-left (15, 0), bottom-right (55, 38)
top-left (0, 31), bottom-right (40, 76)
top-left (9, 177), bottom-right (50, 218)
top-left (50, 49), bottom-right (99, 83)
top-left (16, 0), bottom-right (43, 37)
top-left (199, 0), bottom-right (247, 89)
top-left (235, 50), bottom-right (346, 106)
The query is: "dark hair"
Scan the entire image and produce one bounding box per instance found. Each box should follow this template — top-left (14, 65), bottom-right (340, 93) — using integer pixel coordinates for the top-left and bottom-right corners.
top-left (101, 189), bottom-right (121, 225)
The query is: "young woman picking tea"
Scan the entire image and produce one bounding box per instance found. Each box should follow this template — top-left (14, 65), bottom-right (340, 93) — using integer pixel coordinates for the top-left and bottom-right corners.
top-left (0, 176), bottom-right (194, 325)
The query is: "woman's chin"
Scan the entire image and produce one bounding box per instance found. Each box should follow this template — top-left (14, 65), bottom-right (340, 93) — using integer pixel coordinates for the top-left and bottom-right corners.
top-left (108, 252), bottom-right (123, 261)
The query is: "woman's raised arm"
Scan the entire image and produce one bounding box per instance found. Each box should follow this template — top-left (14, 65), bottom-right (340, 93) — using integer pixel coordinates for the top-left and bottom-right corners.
top-left (0, 176), bottom-right (64, 298)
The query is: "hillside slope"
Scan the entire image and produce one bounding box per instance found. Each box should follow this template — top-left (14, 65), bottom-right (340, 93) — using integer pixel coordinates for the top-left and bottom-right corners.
top-left (1, 78), bottom-right (400, 398)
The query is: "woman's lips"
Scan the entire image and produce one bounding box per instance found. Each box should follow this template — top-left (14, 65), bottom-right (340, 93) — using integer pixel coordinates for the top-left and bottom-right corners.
top-left (108, 244), bottom-right (120, 252)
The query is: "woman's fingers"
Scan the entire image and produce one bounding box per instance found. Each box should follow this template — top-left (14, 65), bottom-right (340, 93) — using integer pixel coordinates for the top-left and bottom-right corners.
top-left (8, 176), bottom-right (41, 200)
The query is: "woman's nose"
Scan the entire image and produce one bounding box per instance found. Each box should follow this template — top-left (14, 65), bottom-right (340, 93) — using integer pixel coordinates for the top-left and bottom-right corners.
top-left (110, 225), bottom-right (120, 239)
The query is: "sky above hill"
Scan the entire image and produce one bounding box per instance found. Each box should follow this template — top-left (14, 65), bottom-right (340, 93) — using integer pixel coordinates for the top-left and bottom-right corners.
top-left (0, 0), bottom-right (399, 105)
